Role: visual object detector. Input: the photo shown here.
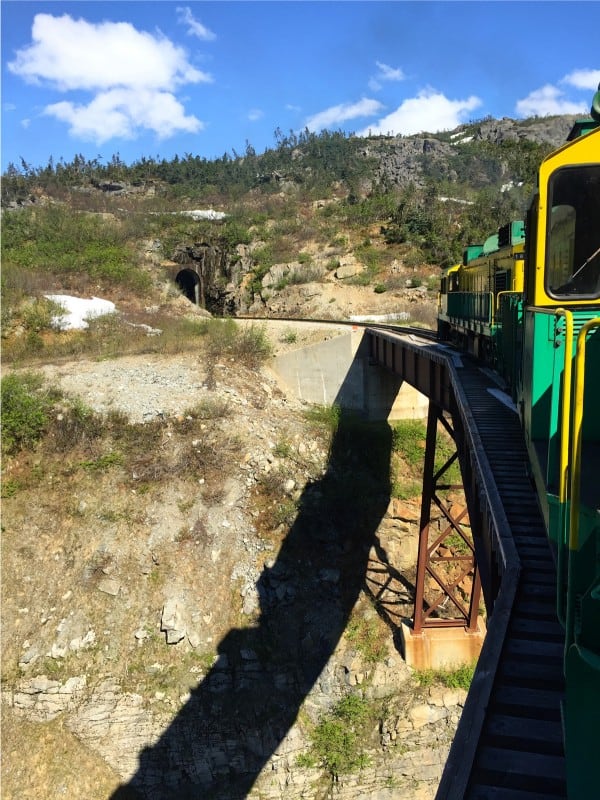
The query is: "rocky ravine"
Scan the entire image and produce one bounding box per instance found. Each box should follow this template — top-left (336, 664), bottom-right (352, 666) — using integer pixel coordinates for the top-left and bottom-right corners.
top-left (2, 341), bottom-right (466, 800)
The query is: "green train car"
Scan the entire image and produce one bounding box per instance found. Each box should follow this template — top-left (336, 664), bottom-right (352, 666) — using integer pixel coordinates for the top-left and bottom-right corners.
top-left (439, 91), bottom-right (600, 797)
top-left (438, 220), bottom-right (526, 366)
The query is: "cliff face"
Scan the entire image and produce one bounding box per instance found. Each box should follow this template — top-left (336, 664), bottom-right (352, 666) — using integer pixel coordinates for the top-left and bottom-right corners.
top-left (2, 345), bottom-right (469, 800)
top-left (471, 114), bottom-right (579, 146)
top-left (370, 114), bottom-right (578, 190)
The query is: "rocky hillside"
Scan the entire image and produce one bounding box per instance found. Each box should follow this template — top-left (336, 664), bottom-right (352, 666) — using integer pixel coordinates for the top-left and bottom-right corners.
top-left (368, 113), bottom-right (579, 189)
top-left (2, 334), bottom-right (472, 800)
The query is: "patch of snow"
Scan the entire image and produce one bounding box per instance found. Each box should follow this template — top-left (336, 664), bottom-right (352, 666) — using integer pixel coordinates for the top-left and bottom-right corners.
top-left (500, 180), bottom-right (524, 193)
top-left (451, 135), bottom-right (474, 145)
top-left (438, 196), bottom-right (474, 205)
top-left (179, 209), bottom-right (227, 221)
top-left (44, 295), bottom-right (117, 330)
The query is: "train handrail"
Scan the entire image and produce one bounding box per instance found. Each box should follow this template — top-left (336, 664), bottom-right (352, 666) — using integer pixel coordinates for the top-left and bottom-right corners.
top-left (446, 291), bottom-right (495, 324)
top-left (554, 309), bottom-right (574, 629)
top-left (554, 309), bottom-right (574, 505)
top-left (569, 317), bottom-right (600, 551)
top-left (494, 290), bottom-right (520, 324)
top-left (485, 291), bottom-right (495, 325)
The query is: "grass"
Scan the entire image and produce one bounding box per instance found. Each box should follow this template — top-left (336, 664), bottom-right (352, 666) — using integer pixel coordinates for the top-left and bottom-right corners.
top-left (303, 403), bottom-right (341, 437)
top-left (1, 313), bottom-right (273, 370)
top-left (414, 661), bottom-right (476, 691)
top-left (390, 419), bottom-right (462, 499)
top-left (345, 611), bottom-right (388, 665)
top-left (392, 420), bottom-right (427, 467)
top-left (78, 451), bottom-right (125, 472)
top-left (273, 438), bottom-right (292, 458)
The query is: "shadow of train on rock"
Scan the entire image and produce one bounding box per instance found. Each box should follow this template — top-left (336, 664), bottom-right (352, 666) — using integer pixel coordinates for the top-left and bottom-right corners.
top-left (110, 358), bottom-right (401, 799)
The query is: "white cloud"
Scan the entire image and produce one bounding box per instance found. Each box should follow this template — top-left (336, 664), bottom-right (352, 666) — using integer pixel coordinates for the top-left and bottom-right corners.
top-left (176, 6), bottom-right (216, 41)
top-left (8, 13), bottom-right (211, 91)
top-left (305, 98), bottom-right (385, 132)
top-left (561, 69), bottom-right (600, 90)
top-left (357, 89), bottom-right (481, 137)
top-left (369, 61), bottom-right (405, 92)
top-left (515, 84), bottom-right (587, 117)
top-left (247, 109), bottom-right (264, 122)
top-left (375, 61), bottom-right (405, 82)
top-left (44, 89), bottom-right (202, 143)
top-left (7, 13), bottom-right (211, 144)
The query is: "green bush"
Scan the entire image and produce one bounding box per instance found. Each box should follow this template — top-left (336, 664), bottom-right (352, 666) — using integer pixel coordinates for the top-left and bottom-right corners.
top-left (306, 693), bottom-right (372, 778)
top-left (1, 372), bottom-right (51, 454)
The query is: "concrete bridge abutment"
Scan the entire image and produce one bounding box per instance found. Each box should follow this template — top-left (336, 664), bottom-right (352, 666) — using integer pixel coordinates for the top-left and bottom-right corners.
top-left (271, 327), bottom-right (429, 421)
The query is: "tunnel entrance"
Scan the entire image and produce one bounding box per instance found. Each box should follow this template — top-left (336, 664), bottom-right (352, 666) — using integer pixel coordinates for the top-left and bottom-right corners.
top-left (176, 268), bottom-right (201, 305)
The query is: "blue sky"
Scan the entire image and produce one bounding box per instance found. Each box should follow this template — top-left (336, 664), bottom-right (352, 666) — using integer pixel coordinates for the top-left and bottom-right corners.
top-left (2, 1), bottom-right (599, 173)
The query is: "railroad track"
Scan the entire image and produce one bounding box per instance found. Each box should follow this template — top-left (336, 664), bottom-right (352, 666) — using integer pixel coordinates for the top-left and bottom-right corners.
top-left (447, 359), bottom-right (566, 799)
top-left (235, 314), bottom-right (440, 343)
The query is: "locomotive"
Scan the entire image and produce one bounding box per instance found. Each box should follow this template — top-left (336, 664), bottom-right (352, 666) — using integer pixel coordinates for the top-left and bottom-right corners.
top-left (438, 90), bottom-right (600, 797)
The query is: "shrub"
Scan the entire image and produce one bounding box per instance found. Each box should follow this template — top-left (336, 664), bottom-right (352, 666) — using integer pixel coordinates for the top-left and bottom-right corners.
top-left (306, 693), bottom-right (372, 778)
top-left (50, 397), bottom-right (104, 452)
top-left (1, 372), bottom-right (51, 454)
top-left (21, 297), bottom-right (66, 332)
top-left (280, 330), bottom-right (297, 345)
top-left (1, 204), bottom-right (148, 291)
top-left (234, 323), bottom-right (272, 367)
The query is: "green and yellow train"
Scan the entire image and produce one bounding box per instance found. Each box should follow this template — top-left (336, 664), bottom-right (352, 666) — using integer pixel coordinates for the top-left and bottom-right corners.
top-left (438, 92), bottom-right (600, 797)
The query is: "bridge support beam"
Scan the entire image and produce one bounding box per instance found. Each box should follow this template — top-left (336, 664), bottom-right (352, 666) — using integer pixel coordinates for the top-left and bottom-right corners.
top-left (404, 399), bottom-right (485, 670)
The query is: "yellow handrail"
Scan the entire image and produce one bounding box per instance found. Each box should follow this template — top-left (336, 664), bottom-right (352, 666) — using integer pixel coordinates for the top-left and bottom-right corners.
top-left (569, 318), bottom-right (600, 550)
top-left (554, 309), bottom-right (573, 504)
top-left (495, 289), bottom-right (521, 314)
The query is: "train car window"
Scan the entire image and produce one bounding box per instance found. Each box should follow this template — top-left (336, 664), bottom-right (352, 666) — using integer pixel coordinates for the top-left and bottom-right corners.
top-left (546, 165), bottom-right (600, 299)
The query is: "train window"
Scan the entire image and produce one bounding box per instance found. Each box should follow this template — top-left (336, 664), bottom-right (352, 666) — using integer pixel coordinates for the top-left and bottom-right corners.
top-left (546, 165), bottom-right (600, 298)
